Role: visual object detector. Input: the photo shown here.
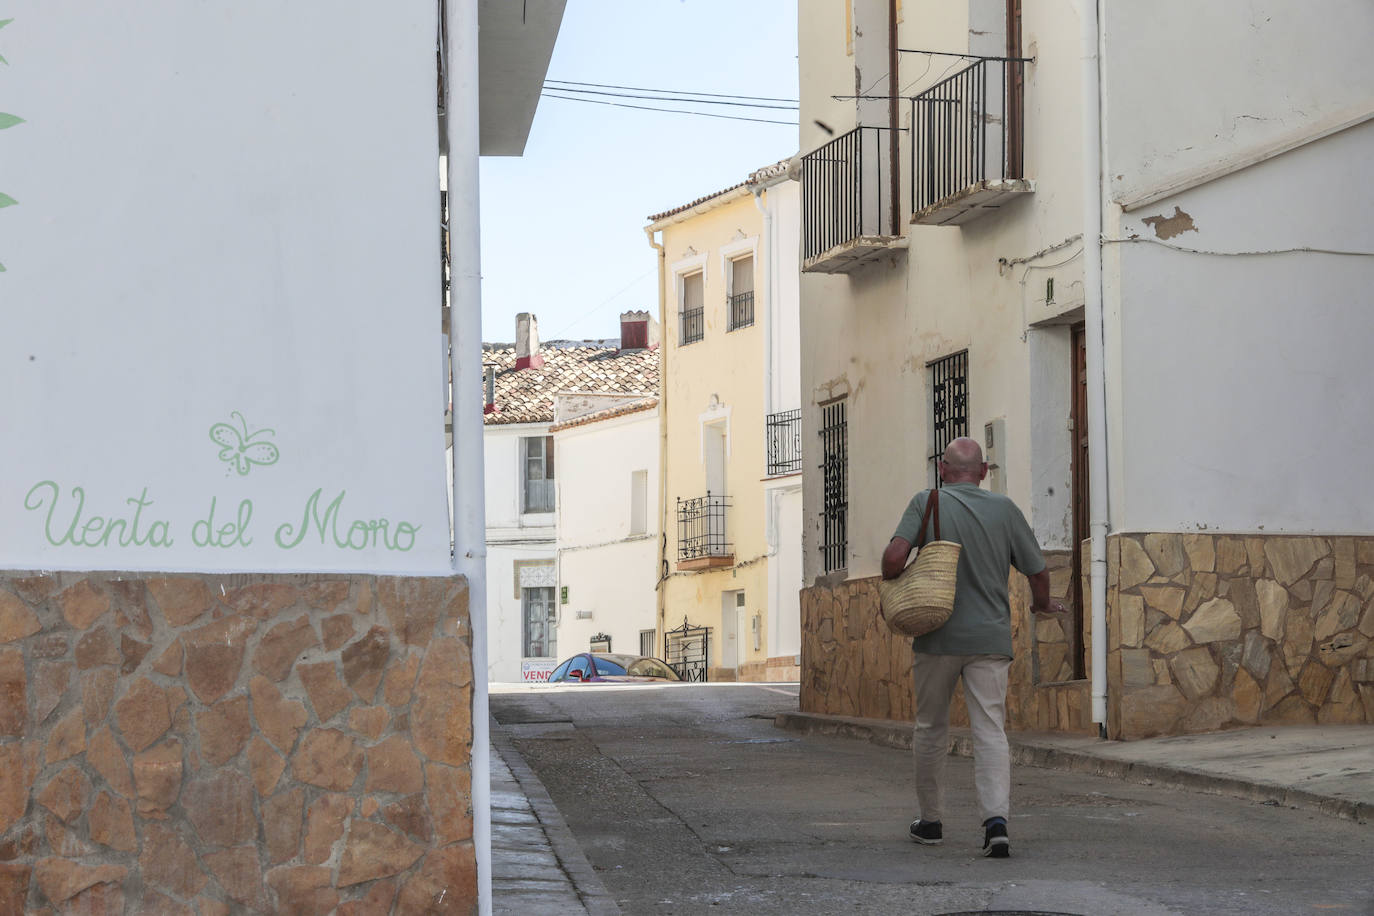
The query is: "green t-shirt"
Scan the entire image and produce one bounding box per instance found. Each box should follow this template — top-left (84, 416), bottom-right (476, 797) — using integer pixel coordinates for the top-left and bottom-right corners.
top-left (891, 483), bottom-right (1045, 658)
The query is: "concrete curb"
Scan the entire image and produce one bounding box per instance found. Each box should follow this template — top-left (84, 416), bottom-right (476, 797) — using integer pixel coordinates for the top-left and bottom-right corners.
top-left (775, 711), bottom-right (1372, 825)
top-left (490, 724), bottom-right (622, 915)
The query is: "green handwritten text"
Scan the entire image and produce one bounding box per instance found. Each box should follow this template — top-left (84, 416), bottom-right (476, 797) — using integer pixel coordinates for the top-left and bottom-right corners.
top-left (24, 480), bottom-right (174, 548)
top-left (274, 488), bottom-right (419, 551)
top-left (192, 497), bottom-right (253, 548)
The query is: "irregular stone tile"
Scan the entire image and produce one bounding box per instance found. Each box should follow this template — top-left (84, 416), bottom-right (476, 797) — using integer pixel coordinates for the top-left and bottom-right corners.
top-left (45, 809), bottom-right (94, 856)
top-left (1180, 534), bottom-right (1215, 573)
top-left (1142, 533), bottom-right (1187, 578)
top-left (64, 878), bottom-right (126, 914)
top-left (394, 844), bottom-right (477, 914)
top-left (247, 736), bottom-right (287, 796)
top-left (133, 740), bottom-right (183, 819)
top-left (360, 797), bottom-right (380, 817)
top-left (0, 863), bottom-right (30, 916)
top-left (30, 633), bottom-right (69, 658)
top-left (183, 615), bottom-right (257, 704)
top-left (262, 785), bottom-right (306, 865)
top-left (322, 614), bottom-right (356, 651)
top-left (341, 626), bottom-right (390, 702)
top-left (196, 896), bottom-right (232, 916)
top-left (427, 763), bottom-right (473, 845)
top-left (250, 676), bottom-right (309, 754)
top-left (1358, 539), bottom-right (1374, 567)
top-left (115, 677), bottom-right (174, 752)
top-left (0, 591), bottom-right (41, 643)
top-left (1283, 615), bottom-right (1315, 676)
top-left (1297, 660), bottom-right (1335, 706)
top-left (348, 706), bottom-right (389, 740)
top-left (75, 626), bottom-right (120, 669)
top-left (0, 648), bottom-right (22, 738)
top-left (87, 726), bottom-right (134, 797)
top-left (81, 668), bottom-right (119, 723)
top-left (119, 633), bottom-right (153, 675)
top-left (413, 637), bottom-right (474, 766)
top-left (303, 793), bottom-right (352, 865)
top-left (252, 615), bottom-right (320, 683)
top-left (1144, 621), bottom-right (1190, 655)
top-left (1169, 647), bottom-right (1219, 700)
top-left (1264, 537), bottom-right (1328, 586)
top-left (304, 580), bottom-right (352, 615)
top-left (336, 822), bottom-right (423, 887)
top-left (1118, 538), bottom-right (1155, 591)
top-left (1314, 591), bottom-right (1363, 642)
top-left (1234, 667), bottom-right (1263, 722)
top-left (383, 655), bottom-right (421, 707)
top-left (365, 735), bottom-right (424, 795)
top-left (1181, 696), bottom-right (1236, 733)
top-left (1228, 578), bottom-right (1260, 630)
top-left (381, 794), bottom-right (432, 842)
top-left (1318, 669), bottom-right (1364, 724)
top-left (1240, 631), bottom-right (1272, 680)
top-left (184, 769), bottom-right (257, 847)
top-left (29, 660), bottom-right (71, 728)
top-left (196, 696), bottom-right (253, 767)
top-left (1332, 538), bottom-right (1357, 588)
top-left (57, 580), bottom-right (110, 630)
top-left (1181, 572), bottom-right (1218, 615)
top-left (202, 846), bottom-right (267, 910)
top-left (1183, 598), bottom-right (1241, 643)
top-left (1121, 648), bottom-right (1153, 687)
top-left (1270, 694), bottom-right (1317, 724)
top-left (442, 578), bottom-right (471, 634)
top-left (148, 578), bottom-right (214, 627)
top-left (1139, 585), bottom-right (1185, 620)
top-left (1290, 579), bottom-right (1314, 602)
top-left (44, 707), bottom-right (87, 764)
top-left (1361, 597), bottom-right (1374, 640)
top-left (1120, 684), bottom-right (1186, 739)
top-left (36, 765), bottom-right (88, 823)
top-left (266, 865), bottom-right (339, 915)
top-left (223, 583), bottom-right (299, 619)
top-left (108, 578), bottom-right (153, 639)
top-left (293, 729), bottom-right (363, 791)
top-left (378, 578), bottom-right (446, 648)
top-left (143, 889), bottom-right (197, 916)
top-left (153, 640), bottom-right (184, 677)
top-left (88, 791), bottom-right (136, 852)
top-left (32, 858), bottom-right (126, 905)
top-left (337, 879), bottom-right (397, 916)
top-left (1215, 537), bottom-right (1247, 575)
top-left (141, 823), bottom-right (208, 899)
top-left (1256, 579), bottom-right (1288, 641)
top-left (299, 662), bottom-right (352, 723)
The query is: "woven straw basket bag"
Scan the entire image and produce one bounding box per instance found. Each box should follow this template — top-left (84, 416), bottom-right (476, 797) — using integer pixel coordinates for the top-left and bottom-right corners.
top-left (879, 488), bottom-right (960, 638)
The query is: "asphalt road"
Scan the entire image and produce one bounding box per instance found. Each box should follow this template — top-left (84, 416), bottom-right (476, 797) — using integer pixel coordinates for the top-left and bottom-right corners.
top-left (490, 683), bottom-right (1374, 916)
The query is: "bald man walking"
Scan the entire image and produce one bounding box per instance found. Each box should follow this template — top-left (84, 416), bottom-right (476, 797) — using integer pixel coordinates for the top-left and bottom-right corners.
top-left (881, 437), bottom-right (1064, 858)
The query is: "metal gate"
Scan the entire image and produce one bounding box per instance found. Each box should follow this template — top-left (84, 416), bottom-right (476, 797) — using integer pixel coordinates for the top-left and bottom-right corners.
top-left (664, 617), bottom-right (710, 682)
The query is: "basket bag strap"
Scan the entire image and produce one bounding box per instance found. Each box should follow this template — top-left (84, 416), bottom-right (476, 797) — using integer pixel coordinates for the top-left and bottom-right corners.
top-left (917, 488), bottom-right (940, 548)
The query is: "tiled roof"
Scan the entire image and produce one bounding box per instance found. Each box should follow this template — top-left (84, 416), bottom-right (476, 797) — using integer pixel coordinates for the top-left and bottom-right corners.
top-left (549, 396), bottom-right (659, 433)
top-left (645, 182), bottom-right (747, 223)
top-left (482, 342), bottom-right (660, 426)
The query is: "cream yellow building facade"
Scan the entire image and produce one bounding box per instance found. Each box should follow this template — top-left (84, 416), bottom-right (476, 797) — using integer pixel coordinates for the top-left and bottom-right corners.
top-left (647, 163), bottom-right (802, 682)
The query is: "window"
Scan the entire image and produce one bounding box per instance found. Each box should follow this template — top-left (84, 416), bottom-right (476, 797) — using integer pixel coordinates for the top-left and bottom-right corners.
top-left (640, 628), bottom-right (656, 658)
top-left (928, 351), bottom-right (968, 488)
top-left (728, 255), bottom-right (754, 331)
top-left (522, 586), bottom-right (556, 658)
top-left (820, 398), bottom-right (847, 573)
top-left (629, 469), bottom-right (648, 535)
top-left (680, 271), bottom-right (704, 345)
top-left (522, 435), bottom-right (555, 513)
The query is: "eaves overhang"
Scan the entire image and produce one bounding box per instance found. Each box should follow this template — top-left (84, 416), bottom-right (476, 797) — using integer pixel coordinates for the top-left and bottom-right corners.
top-left (477, 0), bottom-right (567, 156)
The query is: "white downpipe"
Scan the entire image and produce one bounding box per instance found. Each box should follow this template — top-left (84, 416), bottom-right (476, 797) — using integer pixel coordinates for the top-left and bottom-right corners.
top-left (1081, 0), bottom-right (1110, 736)
top-left (751, 187), bottom-right (775, 417)
top-left (444, 0), bottom-right (493, 911)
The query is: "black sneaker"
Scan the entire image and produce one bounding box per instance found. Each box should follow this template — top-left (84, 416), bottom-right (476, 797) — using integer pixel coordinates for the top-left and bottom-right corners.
top-left (982, 819), bottom-right (1009, 858)
top-left (909, 820), bottom-right (943, 845)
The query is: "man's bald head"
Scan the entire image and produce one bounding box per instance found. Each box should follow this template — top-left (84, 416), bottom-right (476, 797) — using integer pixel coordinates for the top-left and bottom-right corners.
top-left (939, 437), bottom-right (987, 484)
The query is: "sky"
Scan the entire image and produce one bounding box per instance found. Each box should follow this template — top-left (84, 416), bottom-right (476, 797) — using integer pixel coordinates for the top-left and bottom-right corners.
top-left (479, 0), bottom-right (800, 345)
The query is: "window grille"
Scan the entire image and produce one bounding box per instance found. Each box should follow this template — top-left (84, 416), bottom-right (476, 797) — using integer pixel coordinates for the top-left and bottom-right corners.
top-left (765, 409), bottom-right (802, 476)
top-left (677, 493), bottom-right (731, 562)
top-left (819, 399), bottom-right (847, 572)
top-left (640, 629), bottom-right (656, 658)
top-left (929, 351), bottom-right (968, 487)
top-left (728, 256), bottom-right (754, 330)
top-left (681, 272), bottom-right (704, 345)
top-left (521, 586), bottom-right (556, 658)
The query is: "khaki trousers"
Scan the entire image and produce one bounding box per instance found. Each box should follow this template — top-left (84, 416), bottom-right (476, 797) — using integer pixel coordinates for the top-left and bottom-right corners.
top-left (911, 653), bottom-right (1011, 825)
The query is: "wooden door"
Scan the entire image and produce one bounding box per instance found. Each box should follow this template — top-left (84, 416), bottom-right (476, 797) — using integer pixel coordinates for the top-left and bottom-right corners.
top-left (1070, 324), bottom-right (1089, 679)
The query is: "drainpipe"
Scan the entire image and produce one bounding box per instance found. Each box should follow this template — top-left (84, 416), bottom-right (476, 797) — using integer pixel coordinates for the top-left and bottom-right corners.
top-left (750, 186), bottom-right (774, 418)
top-left (443, 0), bottom-right (493, 910)
top-left (888, 0), bottom-right (901, 236)
top-left (644, 225), bottom-right (670, 646)
top-left (1081, 0), bottom-right (1110, 738)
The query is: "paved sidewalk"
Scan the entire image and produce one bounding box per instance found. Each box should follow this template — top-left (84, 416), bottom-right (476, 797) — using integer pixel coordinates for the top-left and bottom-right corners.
top-left (776, 712), bottom-right (1374, 823)
top-left (489, 724), bottom-right (620, 915)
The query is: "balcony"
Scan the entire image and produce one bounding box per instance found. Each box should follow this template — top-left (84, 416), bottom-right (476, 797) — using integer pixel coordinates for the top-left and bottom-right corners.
top-left (680, 306), bottom-right (704, 345)
top-left (910, 57), bottom-right (1032, 226)
top-left (765, 409), bottom-right (802, 476)
top-left (676, 493), bottom-right (732, 570)
top-left (728, 290), bottom-right (754, 330)
top-left (801, 126), bottom-right (903, 274)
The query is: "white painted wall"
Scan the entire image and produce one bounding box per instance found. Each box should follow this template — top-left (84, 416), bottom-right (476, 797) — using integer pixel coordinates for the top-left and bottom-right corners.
top-left (1, 1), bottom-right (450, 573)
top-left (554, 409), bottom-right (660, 659)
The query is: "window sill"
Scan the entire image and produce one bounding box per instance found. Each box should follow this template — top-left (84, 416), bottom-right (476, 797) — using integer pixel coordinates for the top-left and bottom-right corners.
top-left (676, 555), bottom-right (734, 571)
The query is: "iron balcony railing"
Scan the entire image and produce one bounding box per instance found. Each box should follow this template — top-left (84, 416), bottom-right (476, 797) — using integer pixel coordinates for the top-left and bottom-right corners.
top-left (728, 290), bottom-right (754, 330)
top-left (680, 306), bottom-right (704, 345)
top-left (765, 409), bottom-right (802, 476)
top-left (801, 126), bottom-right (895, 262)
top-left (911, 57), bottom-right (1026, 214)
top-left (677, 492), bottom-right (731, 562)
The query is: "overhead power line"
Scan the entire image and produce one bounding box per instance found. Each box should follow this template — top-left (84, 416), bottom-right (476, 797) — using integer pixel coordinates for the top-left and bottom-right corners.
top-left (540, 92), bottom-right (797, 126)
top-left (546, 78), bottom-right (797, 104)
top-left (543, 84), bottom-right (797, 111)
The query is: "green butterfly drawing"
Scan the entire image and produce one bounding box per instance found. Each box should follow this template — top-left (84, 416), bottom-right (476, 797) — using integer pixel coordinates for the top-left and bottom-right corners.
top-left (209, 411), bottom-right (280, 476)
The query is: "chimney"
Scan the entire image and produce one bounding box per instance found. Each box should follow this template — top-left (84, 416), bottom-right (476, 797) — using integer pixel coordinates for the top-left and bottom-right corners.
top-left (515, 312), bottom-right (544, 370)
top-left (619, 310), bottom-right (659, 351)
top-left (483, 364), bottom-right (497, 415)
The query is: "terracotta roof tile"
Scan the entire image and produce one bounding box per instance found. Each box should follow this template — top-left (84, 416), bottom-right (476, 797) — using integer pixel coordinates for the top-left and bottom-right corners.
top-left (482, 342), bottom-right (660, 426)
top-left (549, 396), bottom-right (659, 433)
